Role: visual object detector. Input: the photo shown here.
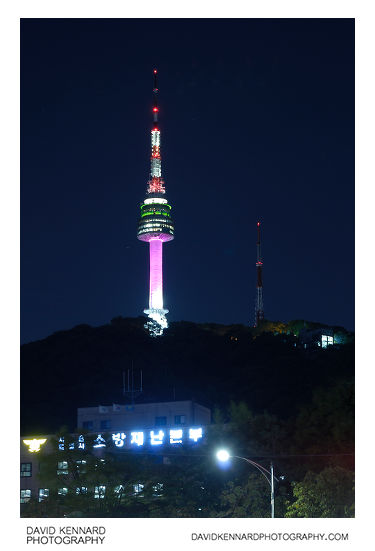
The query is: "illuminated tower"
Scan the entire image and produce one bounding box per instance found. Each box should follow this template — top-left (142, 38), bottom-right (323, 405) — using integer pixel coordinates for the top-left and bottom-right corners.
top-left (254, 221), bottom-right (264, 327)
top-left (137, 70), bottom-right (174, 336)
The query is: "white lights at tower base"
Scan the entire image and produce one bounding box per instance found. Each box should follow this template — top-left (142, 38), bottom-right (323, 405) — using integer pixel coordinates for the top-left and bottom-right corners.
top-left (144, 308), bottom-right (169, 337)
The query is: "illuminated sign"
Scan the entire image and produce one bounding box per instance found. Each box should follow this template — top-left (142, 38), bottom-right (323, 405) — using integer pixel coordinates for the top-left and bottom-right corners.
top-left (93, 434), bottom-right (106, 448)
top-left (23, 439), bottom-right (47, 453)
top-left (189, 428), bottom-right (203, 442)
top-left (170, 429), bottom-right (183, 444)
top-left (25, 427), bottom-right (204, 453)
top-left (58, 435), bottom-right (85, 450)
top-left (130, 431), bottom-right (144, 447)
top-left (150, 430), bottom-right (164, 446)
top-left (57, 427), bottom-right (204, 450)
top-left (112, 432), bottom-right (126, 447)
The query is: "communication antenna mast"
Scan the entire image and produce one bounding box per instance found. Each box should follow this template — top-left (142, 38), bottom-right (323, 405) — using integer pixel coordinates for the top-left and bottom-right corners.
top-left (122, 362), bottom-right (143, 404)
top-left (254, 221), bottom-right (264, 326)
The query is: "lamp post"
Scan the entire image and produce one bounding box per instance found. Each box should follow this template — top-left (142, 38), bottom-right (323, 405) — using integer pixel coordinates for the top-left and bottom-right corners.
top-left (216, 450), bottom-right (279, 518)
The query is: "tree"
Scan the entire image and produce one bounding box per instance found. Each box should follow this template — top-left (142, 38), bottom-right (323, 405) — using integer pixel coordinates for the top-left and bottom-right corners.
top-left (292, 379), bottom-right (354, 457)
top-left (214, 473), bottom-right (288, 518)
top-left (285, 466), bottom-right (354, 518)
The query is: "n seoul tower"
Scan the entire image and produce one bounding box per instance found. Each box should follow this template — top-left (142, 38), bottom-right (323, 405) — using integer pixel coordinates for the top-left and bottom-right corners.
top-left (137, 70), bottom-right (174, 336)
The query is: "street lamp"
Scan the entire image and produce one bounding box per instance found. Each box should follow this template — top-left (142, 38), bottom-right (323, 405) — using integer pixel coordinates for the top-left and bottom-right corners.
top-left (216, 450), bottom-right (279, 518)
top-left (216, 449), bottom-right (230, 462)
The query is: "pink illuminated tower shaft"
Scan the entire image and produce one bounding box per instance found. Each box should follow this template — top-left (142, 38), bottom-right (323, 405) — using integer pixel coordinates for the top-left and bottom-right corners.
top-left (149, 239), bottom-right (164, 310)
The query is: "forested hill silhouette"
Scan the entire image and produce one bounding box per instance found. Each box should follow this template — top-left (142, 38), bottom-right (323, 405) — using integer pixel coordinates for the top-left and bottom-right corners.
top-left (21, 316), bottom-right (354, 434)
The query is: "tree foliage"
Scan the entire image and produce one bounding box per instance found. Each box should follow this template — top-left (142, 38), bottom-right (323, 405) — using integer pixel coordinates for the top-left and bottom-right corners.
top-left (285, 466), bottom-right (354, 518)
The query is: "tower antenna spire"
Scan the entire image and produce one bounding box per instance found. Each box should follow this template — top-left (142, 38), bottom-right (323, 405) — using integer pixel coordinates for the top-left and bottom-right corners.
top-left (153, 68), bottom-right (159, 125)
top-left (254, 221), bottom-right (264, 327)
top-left (137, 70), bottom-right (175, 336)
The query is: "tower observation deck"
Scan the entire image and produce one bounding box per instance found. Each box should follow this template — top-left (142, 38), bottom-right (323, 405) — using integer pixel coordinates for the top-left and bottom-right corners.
top-left (137, 70), bottom-right (174, 336)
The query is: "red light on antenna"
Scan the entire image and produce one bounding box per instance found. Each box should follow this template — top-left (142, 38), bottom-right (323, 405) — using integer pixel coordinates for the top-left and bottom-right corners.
top-left (153, 69), bottom-right (157, 74)
top-left (257, 222), bottom-right (260, 227)
top-left (153, 107), bottom-right (159, 112)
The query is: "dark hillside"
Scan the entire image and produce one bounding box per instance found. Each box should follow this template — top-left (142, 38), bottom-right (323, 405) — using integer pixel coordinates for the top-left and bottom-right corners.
top-left (21, 317), bottom-right (354, 434)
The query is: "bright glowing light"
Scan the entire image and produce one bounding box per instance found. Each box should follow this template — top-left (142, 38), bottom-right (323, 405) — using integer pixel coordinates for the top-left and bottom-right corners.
top-left (112, 432), bottom-right (126, 447)
top-left (94, 486), bottom-right (106, 499)
top-left (170, 429), bottom-right (183, 444)
top-left (93, 434), bottom-right (106, 448)
top-left (151, 130), bottom-right (160, 145)
top-left (321, 335), bottom-right (334, 348)
top-left (144, 314), bottom-right (168, 336)
top-left (151, 158), bottom-right (162, 178)
top-left (23, 438), bottom-right (47, 453)
top-left (153, 107), bottom-right (159, 112)
top-left (133, 483), bottom-right (144, 495)
top-left (144, 198), bottom-right (167, 205)
top-left (216, 449), bottom-right (230, 462)
top-left (147, 176), bottom-right (165, 193)
top-left (189, 428), bottom-right (203, 442)
top-left (150, 430), bottom-right (165, 445)
top-left (131, 431), bottom-right (144, 446)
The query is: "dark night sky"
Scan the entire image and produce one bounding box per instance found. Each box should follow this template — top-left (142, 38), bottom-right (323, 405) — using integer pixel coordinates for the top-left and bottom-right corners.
top-left (20, 18), bottom-right (354, 344)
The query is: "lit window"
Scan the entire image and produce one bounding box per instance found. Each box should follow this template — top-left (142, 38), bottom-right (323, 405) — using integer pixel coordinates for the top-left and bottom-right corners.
top-left (38, 488), bottom-right (49, 502)
top-left (100, 420), bottom-right (111, 430)
top-left (75, 487), bottom-right (88, 495)
top-left (20, 463), bottom-right (32, 477)
top-left (94, 486), bottom-right (106, 499)
top-left (76, 460), bottom-right (87, 473)
top-left (174, 415), bottom-right (186, 425)
top-left (114, 485), bottom-right (125, 496)
top-left (152, 483), bottom-right (164, 497)
top-left (57, 461), bottom-right (68, 475)
top-left (133, 483), bottom-right (144, 496)
top-left (82, 420), bottom-right (93, 430)
top-left (20, 489), bottom-right (31, 503)
top-left (58, 487), bottom-right (68, 496)
top-left (144, 197), bottom-right (167, 205)
top-left (321, 335), bottom-right (334, 349)
top-left (155, 416), bottom-right (167, 426)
